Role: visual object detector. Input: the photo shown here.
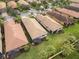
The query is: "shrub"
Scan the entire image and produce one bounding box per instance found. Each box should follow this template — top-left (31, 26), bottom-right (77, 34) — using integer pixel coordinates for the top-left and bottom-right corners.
top-left (52, 0), bottom-right (70, 7)
top-left (39, 45), bottom-right (56, 59)
top-left (15, 15), bottom-right (21, 23)
top-left (61, 42), bottom-right (75, 56)
top-left (30, 1), bottom-right (41, 10)
top-left (17, 3), bottom-right (30, 12)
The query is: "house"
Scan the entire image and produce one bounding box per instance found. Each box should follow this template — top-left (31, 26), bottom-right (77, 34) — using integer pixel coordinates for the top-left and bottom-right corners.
top-left (55, 8), bottom-right (79, 19)
top-left (47, 9), bottom-right (74, 26)
top-left (35, 14), bottom-right (63, 33)
top-left (4, 16), bottom-right (28, 53)
top-left (65, 3), bottom-right (79, 12)
top-left (20, 14), bottom-right (47, 44)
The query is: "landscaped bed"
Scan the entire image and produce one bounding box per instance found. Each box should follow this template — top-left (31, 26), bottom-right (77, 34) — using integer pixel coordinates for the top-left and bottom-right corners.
top-left (15, 22), bottom-right (79, 59)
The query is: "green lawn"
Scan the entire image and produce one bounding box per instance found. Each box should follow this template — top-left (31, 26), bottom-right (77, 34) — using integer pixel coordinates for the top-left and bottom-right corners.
top-left (15, 23), bottom-right (79, 59)
top-left (54, 51), bottom-right (79, 59)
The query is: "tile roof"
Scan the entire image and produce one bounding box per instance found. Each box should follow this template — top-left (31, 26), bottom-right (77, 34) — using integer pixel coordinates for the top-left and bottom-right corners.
top-left (65, 3), bottom-right (79, 12)
top-left (4, 17), bottom-right (28, 52)
top-left (70, 0), bottom-right (79, 3)
top-left (70, 3), bottom-right (79, 8)
top-left (56, 8), bottom-right (79, 18)
top-left (36, 14), bottom-right (63, 33)
top-left (47, 10), bottom-right (74, 25)
top-left (7, 1), bottom-right (17, 9)
top-left (21, 15), bottom-right (47, 40)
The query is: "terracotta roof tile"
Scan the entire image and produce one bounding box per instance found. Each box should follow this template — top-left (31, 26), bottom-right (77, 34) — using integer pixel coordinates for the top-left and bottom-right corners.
top-left (70, 3), bottom-right (79, 8)
top-left (7, 1), bottom-right (17, 9)
top-left (56, 8), bottom-right (79, 18)
top-left (4, 18), bottom-right (28, 52)
top-left (47, 10), bottom-right (74, 25)
top-left (36, 14), bottom-right (63, 33)
top-left (70, 0), bottom-right (79, 3)
top-left (65, 3), bottom-right (79, 12)
top-left (21, 15), bottom-right (47, 40)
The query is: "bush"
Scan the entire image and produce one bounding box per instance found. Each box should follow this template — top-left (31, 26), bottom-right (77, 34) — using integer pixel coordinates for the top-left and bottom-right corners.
top-left (74, 40), bottom-right (79, 52)
top-left (68, 36), bottom-right (77, 43)
top-left (17, 3), bottom-right (30, 12)
top-left (15, 15), bottom-right (21, 23)
top-left (52, 0), bottom-right (70, 7)
top-left (61, 42), bottom-right (75, 56)
top-left (30, 1), bottom-right (41, 10)
top-left (39, 45), bottom-right (56, 59)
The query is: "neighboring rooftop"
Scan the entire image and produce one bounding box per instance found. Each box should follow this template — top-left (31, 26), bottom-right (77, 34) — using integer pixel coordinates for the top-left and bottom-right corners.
top-left (21, 14), bottom-right (47, 41)
top-left (70, 0), bottom-right (79, 3)
top-left (56, 8), bottom-right (79, 18)
top-left (4, 17), bottom-right (28, 52)
top-left (7, 1), bottom-right (17, 9)
top-left (47, 9), bottom-right (74, 26)
top-left (65, 3), bottom-right (79, 12)
top-left (36, 14), bottom-right (63, 33)
top-left (70, 3), bottom-right (79, 8)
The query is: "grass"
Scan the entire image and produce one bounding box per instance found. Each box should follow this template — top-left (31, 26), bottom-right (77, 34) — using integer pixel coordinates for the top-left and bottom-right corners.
top-left (54, 51), bottom-right (79, 59)
top-left (15, 23), bottom-right (79, 59)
